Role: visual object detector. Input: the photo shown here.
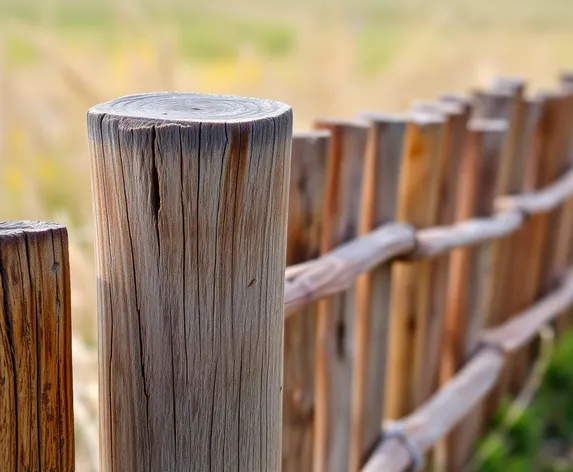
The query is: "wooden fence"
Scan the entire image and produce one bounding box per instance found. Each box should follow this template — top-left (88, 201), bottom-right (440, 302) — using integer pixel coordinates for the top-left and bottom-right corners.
top-left (2, 73), bottom-right (573, 471)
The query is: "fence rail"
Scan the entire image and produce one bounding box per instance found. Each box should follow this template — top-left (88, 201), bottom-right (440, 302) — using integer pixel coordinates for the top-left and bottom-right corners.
top-left (284, 165), bottom-right (573, 316)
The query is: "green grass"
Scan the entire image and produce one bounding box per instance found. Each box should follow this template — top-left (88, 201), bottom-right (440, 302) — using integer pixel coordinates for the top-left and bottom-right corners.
top-left (474, 330), bottom-right (573, 471)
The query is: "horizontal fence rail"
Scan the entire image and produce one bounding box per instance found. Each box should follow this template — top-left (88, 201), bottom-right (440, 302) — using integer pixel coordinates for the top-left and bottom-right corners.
top-left (363, 267), bottom-right (573, 471)
top-left (284, 165), bottom-right (573, 316)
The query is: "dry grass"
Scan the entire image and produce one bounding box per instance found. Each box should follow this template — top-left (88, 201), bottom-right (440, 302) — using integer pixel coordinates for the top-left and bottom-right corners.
top-left (1, 0), bottom-right (573, 468)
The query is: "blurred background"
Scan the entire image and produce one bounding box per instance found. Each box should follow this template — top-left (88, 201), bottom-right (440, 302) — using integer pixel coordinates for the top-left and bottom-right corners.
top-left (2, 0), bottom-right (573, 469)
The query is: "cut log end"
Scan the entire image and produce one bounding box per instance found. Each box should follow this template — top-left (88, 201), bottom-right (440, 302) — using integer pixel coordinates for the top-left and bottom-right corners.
top-left (88, 92), bottom-right (292, 124)
top-left (0, 220), bottom-right (65, 236)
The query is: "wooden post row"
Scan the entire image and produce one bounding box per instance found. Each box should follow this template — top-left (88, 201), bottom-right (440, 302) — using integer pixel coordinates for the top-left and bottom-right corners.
top-left (282, 130), bottom-right (330, 472)
top-left (0, 221), bottom-right (74, 471)
top-left (445, 84), bottom-right (525, 469)
top-left (504, 90), bottom-right (569, 392)
top-left (88, 93), bottom-right (292, 472)
top-left (490, 86), bottom-right (572, 400)
top-left (312, 118), bottom-right (367, 472)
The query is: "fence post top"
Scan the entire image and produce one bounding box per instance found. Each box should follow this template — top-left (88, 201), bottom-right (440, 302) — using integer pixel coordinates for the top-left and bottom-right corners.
top-left (88, 92), bottom-right (292, 124)
top-left (0, 221), bottom-right (65, 236)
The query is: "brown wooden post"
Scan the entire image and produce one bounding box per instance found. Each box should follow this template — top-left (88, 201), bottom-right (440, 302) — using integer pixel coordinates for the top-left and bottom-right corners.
top-left (87, 93), bottom-right (292, 472)
top-left (539, 90), bottom-right (573, 337)
top-left (384, 112), bottom-right (444, 419)
top-left (0, 221), bottom-right (74, 471)
top-left (487, 79), bottom-right (532, 395)
top-left (472, 86), bottom-right (526, 404)
top-left (312, 118), bottom-right (367, 472)
top-left (349, 113), bottom-right (406, 471)
top-left (412, 100), bottom-right (470, 402)
top-left (443, 119), bottom-right (507, 471)
top-left (492, 90), bottom-right (571, 399)
top-left (283, 130), bottom-right (330, 472)
top-left (557, 74), bottom-right (573, 332)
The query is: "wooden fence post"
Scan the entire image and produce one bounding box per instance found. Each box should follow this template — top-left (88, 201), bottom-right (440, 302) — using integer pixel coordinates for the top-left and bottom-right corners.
top-left (538, 90), bottom-right (573, 335)
top-left (350, 113), bottom-right (406, 471)
top-left (313, 118), bottom-right (367, 472)
top-left (283, 130), bottom-right (330, 472)
top-left (557, 74), bottom-right (573, 332)
top-left (384, 112), bottom-right (444, 419)
top-left (443, 119), bottom-right (507, 471)
top-left (87, 93), bottom-right (292, 472)
top-left (0, 221), bottom-right (74, 471)
top-left (471, 87), bottom-right (526, 409)
top-left (412, 100), bottom-right (469, 403)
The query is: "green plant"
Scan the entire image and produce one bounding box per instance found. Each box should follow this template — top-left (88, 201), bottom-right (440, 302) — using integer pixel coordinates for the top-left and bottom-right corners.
top-left (473, 329), bottom-right (573, 471)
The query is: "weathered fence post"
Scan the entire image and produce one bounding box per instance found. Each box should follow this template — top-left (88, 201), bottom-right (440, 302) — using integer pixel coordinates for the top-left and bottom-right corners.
top-left (282, 130), bottom-right (330, 472)
top-left (312, 118), bottom-right (367, 472)
top-left (87, 93), bottom-right (292, 472)
top-left (0, 221), bottom-right (74, 471)
top-left (443, 119), bottom-right (507, 471)
top-left (350, 113), bottom-right (405, 471)
top-left (385, 112), bottom-right (444, 419)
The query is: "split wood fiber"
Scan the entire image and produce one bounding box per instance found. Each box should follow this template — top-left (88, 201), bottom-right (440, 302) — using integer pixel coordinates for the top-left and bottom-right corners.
top-left (0, 221), bottom-right (74, 471)
top-left (283, 130), bottom-right (330, 472)
top-left (313, 118), bottom-right (367, 472)
top-left (87, 92), bottom-right (292, 472)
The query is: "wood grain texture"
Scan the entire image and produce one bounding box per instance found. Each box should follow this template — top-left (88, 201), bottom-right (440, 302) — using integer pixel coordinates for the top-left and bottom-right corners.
top-left (0, 221), bottom-right (74, 471)
top-left (350, 114), bottom-right (406, 471)
top-left (283, 130), bottom-right (330, 472)
top-left (87, 93), bottom-right (292, 472)
top-left (414, 100), bottom-right (470, 403)
top-left (384, 112), bottom-right (444, 420)
top-left (443, 119), bottom-right (506, 471)
top-left (312, 118), bottom-right (367, 472)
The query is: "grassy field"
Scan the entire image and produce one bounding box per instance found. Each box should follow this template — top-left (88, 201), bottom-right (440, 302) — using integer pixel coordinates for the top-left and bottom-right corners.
top-left (1, 0), bottom-right (573, 469)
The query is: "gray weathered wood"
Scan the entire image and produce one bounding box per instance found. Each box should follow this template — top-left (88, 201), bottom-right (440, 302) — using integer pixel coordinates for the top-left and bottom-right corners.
top-left (88, 92), bottom-right (292, 472)
top-left (313, 118), bottom-right (367, 472)
top-left (349, 113), bottom-right (405, 471)
top-left (283, 130), bottom-right (330, 472)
